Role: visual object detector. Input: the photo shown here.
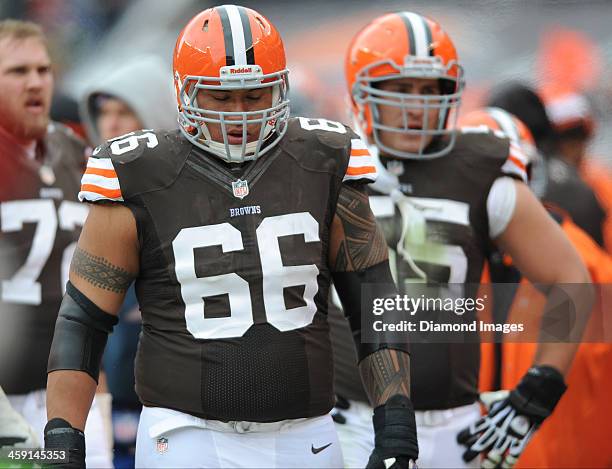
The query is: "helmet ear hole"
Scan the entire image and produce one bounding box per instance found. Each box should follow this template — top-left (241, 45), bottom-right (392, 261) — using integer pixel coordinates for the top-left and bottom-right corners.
top-left (255, 16), bottom-right (266, 31)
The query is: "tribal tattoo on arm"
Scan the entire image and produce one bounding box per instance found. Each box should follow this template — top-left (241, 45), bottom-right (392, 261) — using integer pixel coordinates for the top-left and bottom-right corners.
top-left (330, 183), bottom-right (388, 272)
top-left (71, 246), bottom-right (135, 293)
top-left (359, 348), bottom-right (411, 407)
top-left (330, 183), bottom-right (411, 405)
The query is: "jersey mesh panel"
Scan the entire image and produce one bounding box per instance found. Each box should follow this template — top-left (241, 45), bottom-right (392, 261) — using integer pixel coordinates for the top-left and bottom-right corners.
top-left (200, 323), bottom-right (311, 422)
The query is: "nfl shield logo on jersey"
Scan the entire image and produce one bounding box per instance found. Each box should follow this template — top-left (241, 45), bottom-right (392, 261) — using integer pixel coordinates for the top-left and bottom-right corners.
top-left (232, 179), bottom-right (249, 199)
top-left (156, 437), bottom-right (168, 454)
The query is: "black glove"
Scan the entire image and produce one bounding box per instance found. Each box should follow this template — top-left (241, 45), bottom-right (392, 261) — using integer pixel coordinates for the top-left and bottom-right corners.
top-left (457, 365), bottom-right (567, 468)
top-left (366, 394), bottom-right (418, 469)
top-left (43, 418), bottom-right (86, 469)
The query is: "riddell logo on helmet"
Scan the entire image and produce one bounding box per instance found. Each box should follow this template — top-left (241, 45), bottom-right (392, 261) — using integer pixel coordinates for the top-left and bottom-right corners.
top-left (220, 65), bottom-right (263, 78)
top-left (230, 67), bottom-right (255, 74)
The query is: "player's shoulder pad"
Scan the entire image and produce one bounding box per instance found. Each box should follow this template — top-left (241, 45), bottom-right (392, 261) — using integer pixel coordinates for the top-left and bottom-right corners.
top-left (47, 121), bottom-right (87, 147)
top-left (79, 129), bottom-right (191, 203)
top-left (454, 129), bottom-right (528, 183)
top-left (45, 121), bottom-right (88, 167)
top-left (279, 117), bottom-right (377, 184)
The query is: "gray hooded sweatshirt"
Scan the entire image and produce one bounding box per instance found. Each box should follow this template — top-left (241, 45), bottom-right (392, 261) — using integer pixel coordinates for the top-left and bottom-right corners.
top-left (79, 55), bottom-right (177, 145)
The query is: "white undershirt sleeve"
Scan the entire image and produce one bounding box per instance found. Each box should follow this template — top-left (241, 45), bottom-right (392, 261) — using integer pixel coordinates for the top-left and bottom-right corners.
top-left (487, 176), bottom-right (518, 239)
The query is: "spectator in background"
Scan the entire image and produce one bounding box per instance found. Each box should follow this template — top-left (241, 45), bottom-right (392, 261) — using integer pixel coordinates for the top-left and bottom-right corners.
top-left (0, 19), bottom-right (113, 467)
top-left (488, 82), bottom-right (607, 247)
top-left (542, 89), bottom-right (612, 254)
top-left (80, 55), bottom-right (176, 146)
top-left (51, 92), bottom-right (87, 141)
top-left (78, 53), bottom-right (176, 469)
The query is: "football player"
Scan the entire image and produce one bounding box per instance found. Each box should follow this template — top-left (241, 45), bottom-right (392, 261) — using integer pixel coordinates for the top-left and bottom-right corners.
top-left (44, 6), bottom-right (418, 468)
top-left (0, 20), bottom-right (113, 467)
top-left (462, 106), bottom-right (612, 468)
top-left (340, 11), bottom-right (593, 468)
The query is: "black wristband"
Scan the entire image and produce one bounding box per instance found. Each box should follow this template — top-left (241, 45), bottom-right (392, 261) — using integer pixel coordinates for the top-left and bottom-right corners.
top-left (44, 418), bottom-right (86, 469)
top-left (510, 365), bottom-right (567, 423)
top-left (372, 394), bottom-right (419, 460)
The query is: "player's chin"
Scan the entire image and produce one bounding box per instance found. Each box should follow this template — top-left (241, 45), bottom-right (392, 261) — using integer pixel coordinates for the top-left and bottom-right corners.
top-left (229, 127), bottom-right (265, 145)
top-left (380, 132), bottom-right (425, 154)
top-left (22, 118), bottom-right (49, 141)
top-left (225, 131), bottom-right (259, 145)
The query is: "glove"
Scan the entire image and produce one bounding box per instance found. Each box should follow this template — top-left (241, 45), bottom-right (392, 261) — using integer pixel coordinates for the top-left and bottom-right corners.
top-left (43, 418), bottom-right (86, 468)
top-left (0, 385), bottom-right (40, 448)
top-left (457, 366), bottom-right (567, 468)
top-left (366, 394), bottom-right (419, 469)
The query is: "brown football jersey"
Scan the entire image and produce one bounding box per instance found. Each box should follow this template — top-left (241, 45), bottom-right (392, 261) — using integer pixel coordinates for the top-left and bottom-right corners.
top-left (330, 130), bottom-right (527, 410)
top-left (0, 123), bottom-right (88, 394)
top-left (79, 118), bottom-right (376, 421)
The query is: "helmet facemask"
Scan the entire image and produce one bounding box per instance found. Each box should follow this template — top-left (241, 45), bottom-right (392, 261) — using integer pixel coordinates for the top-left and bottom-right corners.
top-left (177, 65), bottom-right (290, 164)
top-left (354, 56), bottom-right (464, 159)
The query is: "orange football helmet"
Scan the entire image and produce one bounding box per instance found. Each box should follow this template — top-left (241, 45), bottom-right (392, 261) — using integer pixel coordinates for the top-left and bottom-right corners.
top-left (345, 11), bottom-right (464, 159)
top-left (458, 107), bottom-right (547, 197)
top-left (173, 5), bottom-right (290, 163)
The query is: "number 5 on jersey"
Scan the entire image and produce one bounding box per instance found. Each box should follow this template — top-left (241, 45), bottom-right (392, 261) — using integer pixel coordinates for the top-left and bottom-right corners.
top-left (173, 212), bottom-right (320, 339)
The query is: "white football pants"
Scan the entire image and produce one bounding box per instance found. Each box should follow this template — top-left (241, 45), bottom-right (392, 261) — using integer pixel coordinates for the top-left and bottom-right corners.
top-left (136, 406), bottom-right (343, 468)
top-left (334, 399), bottom-right (481, 468)
top-left (8, 389), bottom-right (114, 468)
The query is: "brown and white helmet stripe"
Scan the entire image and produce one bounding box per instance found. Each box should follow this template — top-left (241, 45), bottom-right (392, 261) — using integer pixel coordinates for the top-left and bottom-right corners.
top-left (398, 11), bottom-right (433, 57)
top-left (217, 4), bottom-right (255, 66)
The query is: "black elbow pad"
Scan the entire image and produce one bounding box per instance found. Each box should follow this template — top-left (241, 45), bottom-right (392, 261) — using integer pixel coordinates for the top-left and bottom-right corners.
top-left (48, 281), bottom-right (118, 382)
top-left (332, 261), bottom-right (410, 362)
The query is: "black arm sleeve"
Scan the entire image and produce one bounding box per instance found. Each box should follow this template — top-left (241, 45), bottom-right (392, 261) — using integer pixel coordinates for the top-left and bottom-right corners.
top-left (332, 261), bottom-right (410, 362)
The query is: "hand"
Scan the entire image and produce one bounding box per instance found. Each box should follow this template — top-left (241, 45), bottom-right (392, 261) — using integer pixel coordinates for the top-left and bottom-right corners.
top-left (43, 418), bottom-right (86, 468)
top-left (0, 386), bottom-right (40, 448)
top-left (457, 366), bottom-right (567, 468)
top-left (366, 394), bottom-right (418, 469)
